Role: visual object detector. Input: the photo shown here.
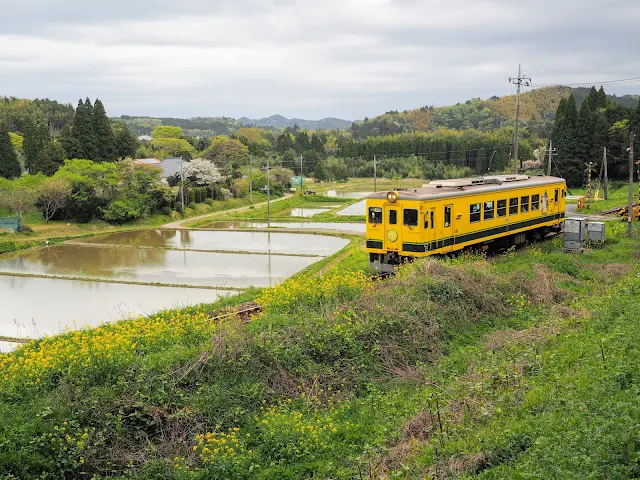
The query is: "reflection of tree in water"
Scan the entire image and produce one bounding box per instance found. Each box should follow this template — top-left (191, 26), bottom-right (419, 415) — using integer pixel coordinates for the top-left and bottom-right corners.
top-left (19, 245), bottom-right (167, 278)
top-left (89, 229), bottom-right (184, 247)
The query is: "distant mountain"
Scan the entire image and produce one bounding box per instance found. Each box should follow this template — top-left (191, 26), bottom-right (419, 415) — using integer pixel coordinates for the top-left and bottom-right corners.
top-left (238, 114), bottom-right (352, 130)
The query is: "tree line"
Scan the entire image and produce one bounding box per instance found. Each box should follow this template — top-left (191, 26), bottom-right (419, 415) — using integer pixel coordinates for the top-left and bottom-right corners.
top-left (551, 86), bottom-right (640, 186)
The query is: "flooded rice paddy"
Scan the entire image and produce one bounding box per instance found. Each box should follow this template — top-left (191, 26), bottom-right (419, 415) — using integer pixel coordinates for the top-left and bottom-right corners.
top-left (325, 190), bottom-right (372, 199)
top-left (0, 275), bottom-right (227, 340)
top-left (336, 200), bottom-right (366, 216)
top-left (0, 244), bottom-right (321, 288)
top-left (80, 229), bottom-right (348, 256)
top-left (0, 229), bottom-right (352, 347)
top-left (198, 221), bottom-right (366, 233)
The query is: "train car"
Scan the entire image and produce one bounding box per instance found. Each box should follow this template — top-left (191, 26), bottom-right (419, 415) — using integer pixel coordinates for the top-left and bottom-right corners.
top-left (366, 175), bottom-right (567, 273)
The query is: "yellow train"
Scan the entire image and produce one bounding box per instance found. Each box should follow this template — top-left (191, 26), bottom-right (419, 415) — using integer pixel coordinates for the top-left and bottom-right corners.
top-left (366, 175), bottom-right (567, 272)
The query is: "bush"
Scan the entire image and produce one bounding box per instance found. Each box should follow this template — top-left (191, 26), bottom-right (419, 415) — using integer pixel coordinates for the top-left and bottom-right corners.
top-left (101, 196), bottom-right (149, 223)
top-left (204, 198), bottom-right (214, 206)
top-left (219, 188), bottom-right (233, 200)
top-left (188, 189), bottom-right (196, 204)
top-left (187, 202), bottom-right (197, 209)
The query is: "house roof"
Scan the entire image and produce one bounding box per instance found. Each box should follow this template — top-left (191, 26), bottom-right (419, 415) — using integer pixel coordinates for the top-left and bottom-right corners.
top-left (134, 158), bottom-right (161, 165)
top-left (158, 157), bottom-right (185, 178)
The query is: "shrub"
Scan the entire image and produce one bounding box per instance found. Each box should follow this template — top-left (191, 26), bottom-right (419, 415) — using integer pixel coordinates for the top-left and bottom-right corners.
top-left (205, 198), bottom-right (214, 206)
top-left (220, 188), bottom-right (233, 200)
top-left (187, 202), bottom-right (197, 209)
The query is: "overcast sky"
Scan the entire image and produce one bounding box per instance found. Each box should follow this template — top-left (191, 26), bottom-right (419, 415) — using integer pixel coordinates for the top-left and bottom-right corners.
top-left (1, 0), bottom-right (640, 120)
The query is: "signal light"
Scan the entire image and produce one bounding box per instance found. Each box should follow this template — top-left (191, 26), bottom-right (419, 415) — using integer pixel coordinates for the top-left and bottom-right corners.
top-left (386, 191), bottom-right (398, 203)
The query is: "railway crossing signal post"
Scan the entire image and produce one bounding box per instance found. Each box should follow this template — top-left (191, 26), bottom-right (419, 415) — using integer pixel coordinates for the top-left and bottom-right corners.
top-left (547, 140), bottom-right (557, 176)
top-left (373, 154), bottom-right (377, 193)
top-left (586, 163), bottom-right (592, 209)
top-left (603, 147), bottom-right (609, 200)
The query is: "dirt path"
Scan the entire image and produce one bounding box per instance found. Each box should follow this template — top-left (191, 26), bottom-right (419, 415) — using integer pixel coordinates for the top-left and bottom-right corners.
top-left (162, 194), bottom-right (294, 229)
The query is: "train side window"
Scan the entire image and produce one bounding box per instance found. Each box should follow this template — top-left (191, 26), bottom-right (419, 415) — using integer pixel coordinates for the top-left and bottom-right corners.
top-left (497, 199), bottom-right (507, 217)
top-left (531, 194), bottom-right (540, 211)
top-left (444, 206), bottom-right (451, 227)
top-left (388, 209), bottom-right (397, 225)
top-left (509, 198), bottom-right (518, 215)
top-left (554, 189), bottom-right (559, 202)
top-left (369, 207), bottom-right (382, 224)
top-left (521, 196), bottom-right (529, 213)
top-left (484, 201), bottom-right (494, 220)
top-left (403, 209), bottom-right (418, 227)
top-left (470, 203), bottom-right (481, 223)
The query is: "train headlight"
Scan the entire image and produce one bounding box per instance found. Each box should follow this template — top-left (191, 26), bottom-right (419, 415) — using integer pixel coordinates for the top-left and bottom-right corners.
top-left (386, 191), bottom-right (398, 203)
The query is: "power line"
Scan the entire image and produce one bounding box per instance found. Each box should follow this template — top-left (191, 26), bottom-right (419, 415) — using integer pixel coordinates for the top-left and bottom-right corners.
top-left (534, 76), bottom-right (640, 88)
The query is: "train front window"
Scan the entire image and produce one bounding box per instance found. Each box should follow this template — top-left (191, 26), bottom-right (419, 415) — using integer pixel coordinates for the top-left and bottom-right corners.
top-left (444, 206), bottom-right (451, 227)
top-left (423, 213), bottom-right (429, 229)
top-left (521, 196), bottom-right (529, 213)
top-left (531, 194), bottom-right (540, 211)
top-left (470, 203), bottom-right (481, 223)
top-left (403, 209), bottom-right (418, 227)
top-left (509, 198), bottom-right (518, 215)
top-left (388, 209), bottom-right (397, 225)
top-left (497, 200), bottom-right (507, 217)
top-left (484, 201), bottom-right (494, 220)
top-left (554, 189), bottom-right (559, 202)
top-left (368, 207), bottom-right (382, 224)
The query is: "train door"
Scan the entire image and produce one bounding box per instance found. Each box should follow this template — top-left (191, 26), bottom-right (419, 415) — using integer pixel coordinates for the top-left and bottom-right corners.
top-left (442, 204), bottom-right (454, 252)
top-left (384, 205), bottom-right (400, 252)
top-left (553, 188), bottom-right (560, 218)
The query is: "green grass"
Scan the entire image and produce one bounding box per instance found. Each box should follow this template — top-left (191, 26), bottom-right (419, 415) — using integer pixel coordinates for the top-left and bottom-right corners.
top-left (1, 222), bottom-right (639, 478)
top-left (569, 182), bottom-right (638, 213)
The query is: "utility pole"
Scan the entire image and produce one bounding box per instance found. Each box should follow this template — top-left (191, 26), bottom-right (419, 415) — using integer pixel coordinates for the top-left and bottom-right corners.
top-left (603, 147), bottom-right (609, 200)
top-left (509, 64), bottom-right (531, 174)
top-left (179, 156), bottom-right (185, 213)
top-left (373, 154), bottom-right (377, 193)
top-left (628, 132), bottom-right (634, 237)
top-left (547, 140), bottom-right (557, 176)
top-left (300, 154), bottom-right (304, 195)
top-left (267, 155), bottom-right (272, 228)
top-left (249, 156), bottom-right (253, 205)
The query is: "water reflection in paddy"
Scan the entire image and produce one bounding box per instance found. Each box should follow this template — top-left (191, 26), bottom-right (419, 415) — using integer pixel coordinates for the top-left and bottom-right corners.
top-left (200, 221), bottom-right (366, 233)
top-left (325, 190), bottom-right (372, 199)
top-left (82, 229), bottom-right (348, 256)
top-left (0, 275), bottom-right (227, 340)
top-left (289, 207), bottom-right (332, 217)
top-left (336, 200), bottom-right (366, 216)
top-left (0, 245), bottom-right (318, 288)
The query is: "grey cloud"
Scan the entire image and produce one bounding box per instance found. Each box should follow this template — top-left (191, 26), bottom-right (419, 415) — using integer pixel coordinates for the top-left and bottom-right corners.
top-left (1, 0), bottom-right (639, 119)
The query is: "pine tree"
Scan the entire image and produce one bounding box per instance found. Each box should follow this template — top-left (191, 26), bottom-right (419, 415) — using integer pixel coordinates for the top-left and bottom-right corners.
top-left (59, 124), bottom-right (80, 159)
top-left (553, 94), bottom-right (581, 185)
top-left (576, 92), bottom-right (595, 163)
top-left (35, 140), bottom-right (67, 176)
top-left (596, 86), bottom-right (608, 109)
top-left (23, 119), bottom-right (49, 173)
top-left (113, 124), bottom-right (139, 160)
top-left (0, 121), bottom-right (21, 179)
top-left (92, 99), bottom-right (115, 162)
top-left (72, 98), bottom-right (98, 160)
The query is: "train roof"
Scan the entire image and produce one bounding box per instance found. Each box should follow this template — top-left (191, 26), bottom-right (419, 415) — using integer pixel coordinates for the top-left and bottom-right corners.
top-left (366, 175), bottom-right (566, 202)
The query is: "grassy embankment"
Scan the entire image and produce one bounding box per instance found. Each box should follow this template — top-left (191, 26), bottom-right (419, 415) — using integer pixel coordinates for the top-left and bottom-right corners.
top-left (187, 195), bottom-right (364, 227)
top-left (0, 194), bottom-right (268, 255)
top-left (1, 221), bottom-right (639, 478)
